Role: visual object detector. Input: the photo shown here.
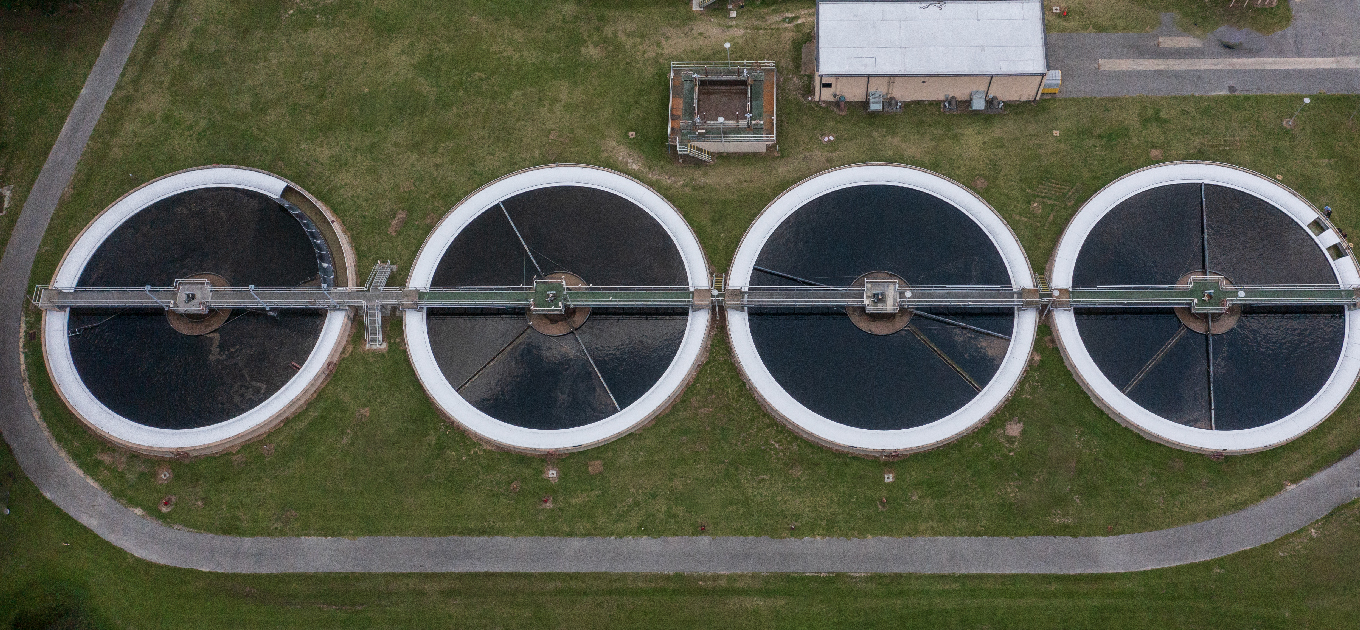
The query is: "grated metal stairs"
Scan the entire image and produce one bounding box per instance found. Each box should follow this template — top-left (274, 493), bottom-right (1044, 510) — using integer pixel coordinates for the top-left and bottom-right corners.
top-left (364, 261), bottom-right (398, 349)
top-left (676, 142), bottom-right (714, 164)
top-left (366, 261), bottom-right (396, 291)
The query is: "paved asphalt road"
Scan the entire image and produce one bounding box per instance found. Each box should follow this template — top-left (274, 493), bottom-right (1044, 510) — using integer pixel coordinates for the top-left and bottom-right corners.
top-left (3, 0), bottom-right (1360, 574)
top-left (1050, 1), bottom-right (1360, 96)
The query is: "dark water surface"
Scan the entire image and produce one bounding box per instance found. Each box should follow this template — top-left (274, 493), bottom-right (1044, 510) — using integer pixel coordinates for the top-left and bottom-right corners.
top-left (427, 186), bottom-right (691, 430)
top-left (68, 188), bottom-right (326, 429)
top-left (1073, 310), bottom-right (1210, 427)
top-left (431, 186), bottom-right (686, 287)
top-left (747, 185), bottom-right (1018, 431)
top-left (750, 309), bottom-right (1013, 430)
top-left (1211, 308), bottom-right (1343, 430)
top-left (1204, 185), bottom-right (1336, 285)
top-left (1073, 184), bottom-right (1203, 287)
top-left (752, 185), bottom-right (1010, 287)
top-left (1073, 184), bottom-right (1344, 430)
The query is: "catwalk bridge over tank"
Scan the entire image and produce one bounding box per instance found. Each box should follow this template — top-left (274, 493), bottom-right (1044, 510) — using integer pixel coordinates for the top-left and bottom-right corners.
top-left (33, 264), bottom-right (1360, 348)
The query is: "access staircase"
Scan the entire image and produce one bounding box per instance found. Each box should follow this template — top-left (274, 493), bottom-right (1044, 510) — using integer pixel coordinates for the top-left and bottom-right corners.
top-left (362, 261), bottom-right (398, 349)
top-left (675, 141), bottom-right (714, 164)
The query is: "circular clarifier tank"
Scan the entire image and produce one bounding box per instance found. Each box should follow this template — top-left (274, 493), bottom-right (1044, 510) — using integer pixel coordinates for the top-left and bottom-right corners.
top-left (1050, 162), bottom-right (1360, 453)
top-left (726, 164), bottom-right (1038, 455)
top-left (405, 165), bottom-right (712, 453)
top-left (42, 166), bottom-right (356, 456)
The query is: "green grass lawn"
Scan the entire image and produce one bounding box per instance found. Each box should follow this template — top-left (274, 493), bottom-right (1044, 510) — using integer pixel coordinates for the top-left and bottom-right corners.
top-left (1046, 0), bottom-right (1293, 35)
top-left (5, 0), bottom-right (1360, 626)
top-left (3, 436), bottom-right (1360, 628)
top-left (18, 0), bottom-right (1360, 541)
top-left (0, 1), bottom-right (119, 254)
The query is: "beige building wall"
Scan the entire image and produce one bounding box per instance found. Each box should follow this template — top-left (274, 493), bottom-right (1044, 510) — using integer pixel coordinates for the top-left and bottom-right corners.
top-left (892, 76), bottom-right (990, 101)
top-left (866, 76), bottom-right (895, 96)
top-left (816, 74), bottom-right (1044, 102)
top-left (986, 74), bottom-right (1044, 101)
top-left (815, 75), bottom-right (870, 101)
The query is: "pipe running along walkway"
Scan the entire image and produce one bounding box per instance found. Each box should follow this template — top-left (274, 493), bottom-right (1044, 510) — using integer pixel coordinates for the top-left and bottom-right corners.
top-left (3, 0), bottom-right (1360, 574)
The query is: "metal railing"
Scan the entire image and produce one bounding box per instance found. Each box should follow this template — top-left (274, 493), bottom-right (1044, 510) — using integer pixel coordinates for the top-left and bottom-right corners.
top-left (1061, 282), bottom-right (1358, 312)
top-left (738, 285), bottom-right (1032, 309)
top-left (35, 281), bottom-right (1360, 313)
top-left (33, 284), bottom-right (699, 311)
top-left (670, 61), bottom-right (776, 73)
top-left (681, 119), bottom-right (759, 129)
top-left (33, 263), bottom-right (1360, 351)
top-left (679, 128), bottom-right (776, 144)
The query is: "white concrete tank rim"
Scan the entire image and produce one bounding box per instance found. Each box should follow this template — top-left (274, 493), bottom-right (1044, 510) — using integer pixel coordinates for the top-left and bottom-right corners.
top-left (42, 166), bottom-right (352, 453)
top-left (1049, 161), bottom-right (1360, 453)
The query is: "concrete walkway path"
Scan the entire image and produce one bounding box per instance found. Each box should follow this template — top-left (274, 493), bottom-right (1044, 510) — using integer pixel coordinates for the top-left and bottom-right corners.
top-left (3, 0), bottom-right (1360, 574)
top-left (1049, 1), bottom-right (1360, 96)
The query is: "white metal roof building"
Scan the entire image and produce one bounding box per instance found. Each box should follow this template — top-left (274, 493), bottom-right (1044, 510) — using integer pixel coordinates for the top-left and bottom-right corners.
top-left (814, 0), bottom-right (1048, 103)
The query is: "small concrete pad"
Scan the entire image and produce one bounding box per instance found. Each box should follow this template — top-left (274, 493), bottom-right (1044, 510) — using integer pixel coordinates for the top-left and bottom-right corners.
top-left (173, 279), bottom-right (213, 313)
top-left (1157, 36), bottom-right (1203, 48)
top-left (863, 279), bottom-right (899, 314)
top-left (1099, 57), bottom-right (1360, 71)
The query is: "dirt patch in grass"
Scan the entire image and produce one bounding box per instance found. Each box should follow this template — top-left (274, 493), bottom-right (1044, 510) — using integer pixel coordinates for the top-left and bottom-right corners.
top-left (388, 210), bottom-right (407, 235)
